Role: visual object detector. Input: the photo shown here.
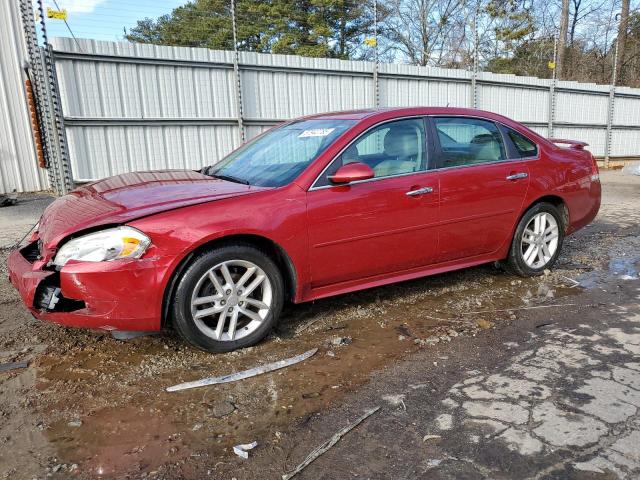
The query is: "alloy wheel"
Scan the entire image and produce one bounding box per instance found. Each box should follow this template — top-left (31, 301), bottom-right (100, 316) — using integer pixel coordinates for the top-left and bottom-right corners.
top-left (190, 260), bottom-right (272, 341)
top-left (520, 212), bottom-right (560, 269)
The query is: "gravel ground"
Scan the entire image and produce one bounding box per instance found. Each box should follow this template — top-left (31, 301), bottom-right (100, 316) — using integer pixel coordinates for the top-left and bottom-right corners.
top-left (0, 170), bottom-right (637, 479)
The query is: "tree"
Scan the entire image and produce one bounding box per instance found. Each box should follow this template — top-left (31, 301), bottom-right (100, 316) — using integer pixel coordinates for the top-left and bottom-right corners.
top-left (126, 0), bottom-right (377, 59)
top-left (617, 10), bottom-right (640, 86)
top-left (126, 1), bottom-right (281, 52)
top-left (486, 36), bottom-right (555, 77)
top-left (616, 0), bottom-right (631, 82)
top-left (379, 0), bottom-right (467, 66)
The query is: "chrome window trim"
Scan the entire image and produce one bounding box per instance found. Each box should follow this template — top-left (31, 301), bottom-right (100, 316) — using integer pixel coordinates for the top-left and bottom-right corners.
top-left (308, 113), bottom-right (540, 191)
top-left (430, 155), bottom-right (540, 174)
top-left (308, 115), bottom-right (429, 191)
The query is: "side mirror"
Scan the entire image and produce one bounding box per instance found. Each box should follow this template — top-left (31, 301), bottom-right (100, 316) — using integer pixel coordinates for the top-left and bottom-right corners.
top-left (328, 162), bottom-right (375, 185)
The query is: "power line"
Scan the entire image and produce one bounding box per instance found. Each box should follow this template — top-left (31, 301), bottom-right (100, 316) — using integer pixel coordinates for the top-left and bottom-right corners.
top-left (51, 0), bottom-right (83, 51)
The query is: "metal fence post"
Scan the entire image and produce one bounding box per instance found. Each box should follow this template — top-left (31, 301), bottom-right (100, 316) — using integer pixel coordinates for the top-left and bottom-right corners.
top-left (36, 0), bottom-right (73, 194)
top-left (372, 0), bottom-right (379, 107)
top-left (604, 38), bottom-right (619, 169)
top-left (230, 0), bottom-right (245, 144)
top-left (29, 0), bottom-right (74, 195)
top-left (19, 0), bottom-right (61, 194)
top-left (470, 9), bottom-right (479, 109)
top-left (46, 44), bottom-right (74, 193)
top-left (548, 36), bottom-right (558, 138)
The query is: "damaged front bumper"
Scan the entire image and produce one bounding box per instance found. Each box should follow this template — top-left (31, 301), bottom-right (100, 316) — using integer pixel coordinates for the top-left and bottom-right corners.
top-left (7, 241), bottom-right (166, 331)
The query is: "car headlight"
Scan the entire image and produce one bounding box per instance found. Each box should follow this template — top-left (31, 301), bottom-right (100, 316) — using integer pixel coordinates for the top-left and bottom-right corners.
top-left (53, 226), bottom-right (151, 267)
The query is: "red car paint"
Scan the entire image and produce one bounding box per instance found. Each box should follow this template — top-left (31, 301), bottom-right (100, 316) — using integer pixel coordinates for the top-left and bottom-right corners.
top-left (7, 107), bottom-right (601, 332)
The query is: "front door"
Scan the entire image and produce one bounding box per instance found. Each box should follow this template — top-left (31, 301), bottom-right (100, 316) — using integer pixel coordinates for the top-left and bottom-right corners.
top-left (306, 118), bottom-right (440, 288)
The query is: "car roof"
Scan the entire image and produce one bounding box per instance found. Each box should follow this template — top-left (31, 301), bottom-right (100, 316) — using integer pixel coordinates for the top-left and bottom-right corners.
top-left (302, 107), bottom-right (513, 122)
top-left (297, 107), bottom-right (549, 148)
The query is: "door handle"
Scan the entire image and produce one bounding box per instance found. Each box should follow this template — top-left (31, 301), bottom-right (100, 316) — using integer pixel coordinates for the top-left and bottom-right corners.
top-left (506, 172), bottom-right (528, 181)
top-left (406, 186), bottom-right (434, 196)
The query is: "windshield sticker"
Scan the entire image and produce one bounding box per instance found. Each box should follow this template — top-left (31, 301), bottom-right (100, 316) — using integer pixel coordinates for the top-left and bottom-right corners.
top-left (298, 128), bottom-right (335, 138)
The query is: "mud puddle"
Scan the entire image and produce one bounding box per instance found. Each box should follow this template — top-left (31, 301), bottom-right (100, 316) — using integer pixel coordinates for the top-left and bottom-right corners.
top-left (574, 234), bottom-right (640, 289)
top-left (25, 264), bottom-right (585, 479)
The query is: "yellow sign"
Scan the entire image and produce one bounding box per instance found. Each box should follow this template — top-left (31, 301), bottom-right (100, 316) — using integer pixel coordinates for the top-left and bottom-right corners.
top-left (364, 38), bottom-right (377, 47)
top-left (47, 8), bottom-right (68, 20)
top-left (548, 61), bottom-right (556, 70)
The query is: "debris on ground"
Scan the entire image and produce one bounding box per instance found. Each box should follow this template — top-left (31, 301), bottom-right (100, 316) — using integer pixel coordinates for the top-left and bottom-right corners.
top-left (233, 441), bottom-right (258, 459)
top-left (476, 319), bottom-right (494, 330)
top-left (0, 193), bottom-right (18, 207)
top-left (329, 336), bottom-right (352, 347)
top-left (281, 406), bottom-right (381, 480)
top-left (622, 163), bottom-right (640, 176)
top-left (111, 331), bottom-right (162, 341)
top-left (559, 275), bottom-right (581, 288)
top-left (167, 348), bottom-right (318, 392)
top-left (463, 303), bottom-right (581, 315)
top-left (0, 361), bottom-right (29, 372)
top-left (295, 315), bottom-right (325, 334)
top-left (208, 400), bottom-right (236, 418)
top-left (423, 435), bottom-right (441, 442)
top-left (382, 394), bottom-right (407, 410)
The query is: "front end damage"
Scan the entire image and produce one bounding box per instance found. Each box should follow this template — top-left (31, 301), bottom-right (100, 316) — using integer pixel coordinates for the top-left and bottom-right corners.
top-left (7, 238), bottom-right (168, 332)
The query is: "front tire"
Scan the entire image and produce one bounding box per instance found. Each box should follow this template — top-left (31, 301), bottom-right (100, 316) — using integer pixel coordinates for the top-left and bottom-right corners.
top-left (171, 244), bottom-right (284, 353)
top-left (505, 203), bottom-right (564, 277)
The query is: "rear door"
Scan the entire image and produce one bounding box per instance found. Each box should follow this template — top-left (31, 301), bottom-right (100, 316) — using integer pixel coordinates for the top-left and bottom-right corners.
top-left (430, 116), bottom-right (532, 262)
top-left (306, 117), bottom-right (440, 288)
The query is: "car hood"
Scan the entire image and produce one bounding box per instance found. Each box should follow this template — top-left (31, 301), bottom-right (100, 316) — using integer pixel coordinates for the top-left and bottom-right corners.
top-left (38, 170), bottom-right (269, 250)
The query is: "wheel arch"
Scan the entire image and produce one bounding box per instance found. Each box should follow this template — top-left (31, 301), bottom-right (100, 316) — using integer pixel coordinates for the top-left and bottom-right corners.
top-left (521, 194), bottom-right (569, 231)
top-left (161, 234), bottom-right (297, 328)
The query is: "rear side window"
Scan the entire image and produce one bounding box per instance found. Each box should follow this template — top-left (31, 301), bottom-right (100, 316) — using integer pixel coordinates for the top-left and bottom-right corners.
top-left (507, 128), bottom-right (538, 158)
top-left (433, 117), bottom-right (506, 168)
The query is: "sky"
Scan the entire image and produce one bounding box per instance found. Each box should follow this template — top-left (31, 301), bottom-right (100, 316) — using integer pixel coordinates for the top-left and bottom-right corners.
top-left (39, 0), bottom-right (184, 41)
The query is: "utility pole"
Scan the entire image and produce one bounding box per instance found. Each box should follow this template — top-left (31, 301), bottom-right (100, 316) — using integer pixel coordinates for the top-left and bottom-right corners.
top-left (230, 0), bottom-right (245, 143)
top-left (471, 5), bottom-right (479, 109)
top-left (616, 0), bottom-right (630, 83)
top-left (604, 31), bottom-right (620, 169)
top-left (373, 0), bottom-right (379, 107)
top-left (556, 0), bottom-right (570, 80)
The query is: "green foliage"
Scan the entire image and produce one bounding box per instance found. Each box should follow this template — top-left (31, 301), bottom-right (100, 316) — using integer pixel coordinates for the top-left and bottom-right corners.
top-left (486, 0), bottom-right (535, 52)
top-left (486, 37), bottom-right (555, 78)
top-left (126, 0), bottom-right (375, 59)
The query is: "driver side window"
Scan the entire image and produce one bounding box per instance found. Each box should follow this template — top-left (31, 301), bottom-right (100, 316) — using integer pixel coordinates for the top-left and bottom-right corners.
top-left (315, 118), bottom-right (427, 187)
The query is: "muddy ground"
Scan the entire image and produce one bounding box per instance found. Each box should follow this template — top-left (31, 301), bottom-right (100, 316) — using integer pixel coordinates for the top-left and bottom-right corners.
top-left (0, 170), bottom-right (638, 479)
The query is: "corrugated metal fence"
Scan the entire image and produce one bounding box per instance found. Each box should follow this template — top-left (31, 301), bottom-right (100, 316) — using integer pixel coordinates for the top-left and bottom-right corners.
top-left (3, 29), bottom-right (640, 192)
top-left (50, 37), bottom-right (640, 183)
top-left (0, 0), bottom-right (48, 194)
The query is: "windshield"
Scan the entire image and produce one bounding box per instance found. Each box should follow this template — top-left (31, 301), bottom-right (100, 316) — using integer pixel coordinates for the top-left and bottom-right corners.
top-left (203, 119), bottom-right (356, 187)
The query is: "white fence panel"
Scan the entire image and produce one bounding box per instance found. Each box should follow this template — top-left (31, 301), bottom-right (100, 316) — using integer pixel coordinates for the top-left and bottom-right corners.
top-left (46, 37), bottom-right (640, 183)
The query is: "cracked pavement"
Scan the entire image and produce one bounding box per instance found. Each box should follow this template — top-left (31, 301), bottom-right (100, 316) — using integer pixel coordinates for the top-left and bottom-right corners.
top-left (436, 315), bottom-right (640, 478)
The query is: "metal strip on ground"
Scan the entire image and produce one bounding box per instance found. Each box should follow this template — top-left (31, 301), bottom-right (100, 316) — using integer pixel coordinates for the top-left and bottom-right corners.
top-left (166, 348), bottom-right (318, 392)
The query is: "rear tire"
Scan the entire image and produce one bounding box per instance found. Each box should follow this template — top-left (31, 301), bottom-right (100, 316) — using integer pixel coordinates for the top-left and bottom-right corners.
top-left (504, 202), bottom-right (565, 277)
top-left (171, 244), bottom-right (284, 353)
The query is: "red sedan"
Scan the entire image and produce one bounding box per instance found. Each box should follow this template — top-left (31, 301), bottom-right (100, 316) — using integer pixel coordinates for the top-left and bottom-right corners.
top-left (7, 108), bottom-right (601, 352)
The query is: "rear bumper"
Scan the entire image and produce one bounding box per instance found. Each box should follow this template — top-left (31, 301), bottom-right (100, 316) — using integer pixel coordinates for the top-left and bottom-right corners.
top-left (7, 246), bottom-right (167, 331)
top-left (567, 178), bottom-right (601, 235)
